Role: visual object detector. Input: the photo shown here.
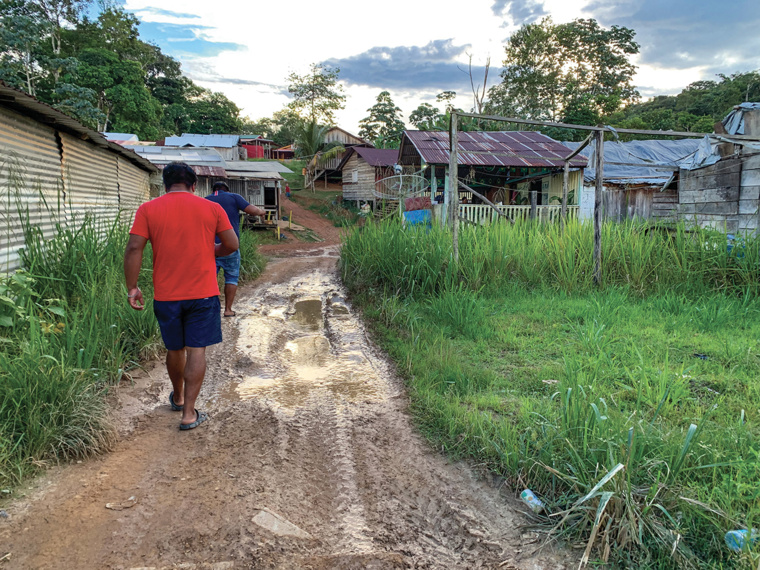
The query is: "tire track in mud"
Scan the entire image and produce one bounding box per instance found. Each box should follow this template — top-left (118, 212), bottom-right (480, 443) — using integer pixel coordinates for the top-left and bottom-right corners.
top-left (0, 251), bottom-right (575, 569)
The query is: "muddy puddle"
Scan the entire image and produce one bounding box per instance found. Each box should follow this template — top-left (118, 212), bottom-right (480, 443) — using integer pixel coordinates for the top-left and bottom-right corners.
top-left (210, 270), bottom-right (387, 412)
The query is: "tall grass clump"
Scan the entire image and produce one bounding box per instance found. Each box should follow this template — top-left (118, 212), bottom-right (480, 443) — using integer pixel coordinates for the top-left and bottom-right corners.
top-left (341, 217), bottom-right (760, 568)
top-left (0, 210), bottom-right (161, 488)
top-left (341, 218), bottom-right (760, 298)
top-left (238, 228), bottom-right (266, 281)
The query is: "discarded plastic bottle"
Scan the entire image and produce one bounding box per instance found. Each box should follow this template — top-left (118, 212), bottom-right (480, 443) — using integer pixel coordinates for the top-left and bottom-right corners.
top-left (520, 489), bottom-right (545, 514)
top-left (725, 529), bottom-right (759, 552)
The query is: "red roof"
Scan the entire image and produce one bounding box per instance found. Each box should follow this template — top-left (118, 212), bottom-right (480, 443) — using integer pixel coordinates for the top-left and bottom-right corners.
top-left (401, 130), bottom-right (587, 168)
top-left (352, 146), bottom-right (399, 167)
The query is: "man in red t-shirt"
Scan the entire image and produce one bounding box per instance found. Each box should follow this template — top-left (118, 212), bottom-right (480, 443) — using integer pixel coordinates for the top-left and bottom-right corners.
top-left (124, 162), bottom-right (239, 430)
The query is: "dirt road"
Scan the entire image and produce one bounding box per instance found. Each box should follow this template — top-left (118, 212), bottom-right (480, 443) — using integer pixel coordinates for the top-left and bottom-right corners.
top-left (0, 215), bottom-right (573, 569)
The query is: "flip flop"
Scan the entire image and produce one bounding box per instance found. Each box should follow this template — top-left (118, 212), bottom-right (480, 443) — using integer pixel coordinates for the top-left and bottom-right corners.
top-left (179, 409), bottom-right (208, 431)
top-left (223, 312), bottom-right (236, 318)
top-left (169, 391), bottom-right (183, 411)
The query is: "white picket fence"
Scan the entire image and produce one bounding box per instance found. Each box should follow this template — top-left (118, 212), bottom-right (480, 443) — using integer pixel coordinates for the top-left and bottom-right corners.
top-left (459, 204), bottom-right (579, 225)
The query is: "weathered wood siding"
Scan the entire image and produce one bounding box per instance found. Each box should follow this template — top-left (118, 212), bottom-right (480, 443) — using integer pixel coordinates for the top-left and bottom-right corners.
top-left (602, 186), bottom-right (653, 221)
top-left (679, 158), bottom-right (742, 233)
top-left (342, 154), bottom-right (376, 201)
top-left (324, 128), bottom-right (365, 147)
top-left (739, 152), bottom-right (760, 234)
top-left (652, 187), bottom-right (678, 221)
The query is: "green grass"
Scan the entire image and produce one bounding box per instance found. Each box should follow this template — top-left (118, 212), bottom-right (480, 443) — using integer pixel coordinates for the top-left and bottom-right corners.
top-left (341, 218), bottom-right (760, 569)
top-left (1, 216), bottom-right (265, 492)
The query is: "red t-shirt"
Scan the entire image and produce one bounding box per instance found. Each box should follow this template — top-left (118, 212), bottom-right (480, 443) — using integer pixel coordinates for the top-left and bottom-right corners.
top-left (130, 192), bottom-right (232, 301)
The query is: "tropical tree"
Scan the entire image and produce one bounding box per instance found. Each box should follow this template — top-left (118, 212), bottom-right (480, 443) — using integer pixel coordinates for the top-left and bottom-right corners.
top-left (409, 102), bottom-right (441, 130)
top-left (286, 63), bottom-right (345, 125)
top-left (489, 17), bottom-right (640, 124)
top-left (358, 91), bottom-right (405, 148)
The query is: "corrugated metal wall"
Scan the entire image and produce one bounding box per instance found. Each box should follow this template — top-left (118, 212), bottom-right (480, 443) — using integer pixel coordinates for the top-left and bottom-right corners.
top-left (0, 107), bottom-right (64, 272)
top-left (0, 106), bottom-right (151, 273)
top-left (61, 132), bottom-right (120, 222)
top-left (118, 157), bottom-right (150, 213)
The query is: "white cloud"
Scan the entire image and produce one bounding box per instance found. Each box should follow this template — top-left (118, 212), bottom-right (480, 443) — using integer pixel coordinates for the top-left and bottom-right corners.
top-left (124, 0), bottom-right (729, 132)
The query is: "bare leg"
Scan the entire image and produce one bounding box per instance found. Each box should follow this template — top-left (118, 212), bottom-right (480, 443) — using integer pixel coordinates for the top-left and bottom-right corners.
top-left (223, 283), bottom-right (238, 316)
top-left (166, 349), bottom-right (186, 406)
top-left (181, 346), bottom-right (207, 424)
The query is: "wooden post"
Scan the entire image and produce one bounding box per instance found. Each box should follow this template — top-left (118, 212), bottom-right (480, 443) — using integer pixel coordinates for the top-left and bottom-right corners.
top-left (560, 159), bottom-right (569, 231)
top-left (530, 190), bottom-right (537, 220)
top-left (449, 111), bottom-right (460, 262)
top-left (593, 129), bottom-right (604, 287)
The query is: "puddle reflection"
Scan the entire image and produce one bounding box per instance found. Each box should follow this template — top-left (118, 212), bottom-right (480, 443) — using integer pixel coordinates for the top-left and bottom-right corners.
top-left (223, 276), bottom-right (385, 410)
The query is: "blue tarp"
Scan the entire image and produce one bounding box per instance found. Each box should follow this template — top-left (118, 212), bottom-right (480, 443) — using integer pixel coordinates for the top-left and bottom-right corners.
top-left (563, 139), bottom-right (702, 184)
top-left (403, 209), bottom-right (432, 227)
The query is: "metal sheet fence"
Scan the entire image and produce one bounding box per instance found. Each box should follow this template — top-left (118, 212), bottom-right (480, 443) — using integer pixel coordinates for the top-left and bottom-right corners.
top-left (0, 107), bottom-right (150, 273)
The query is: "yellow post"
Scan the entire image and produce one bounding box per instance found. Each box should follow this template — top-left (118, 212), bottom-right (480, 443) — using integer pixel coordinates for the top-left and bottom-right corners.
top-left (289, 210), bottom-right (292, 230)
top-left (277, 226), bottom-right (281, 240)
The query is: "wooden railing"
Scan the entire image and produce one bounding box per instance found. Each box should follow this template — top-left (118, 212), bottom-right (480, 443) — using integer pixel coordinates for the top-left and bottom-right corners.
top-left (459, 204), bottom-right (579, 225)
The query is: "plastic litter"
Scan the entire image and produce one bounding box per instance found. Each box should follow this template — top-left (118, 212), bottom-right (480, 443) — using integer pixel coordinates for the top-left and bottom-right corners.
top-left (520, 489), bottom-right (545, 514)
top-left (105, 496), bottom-right (137, 511)
top-left (725, 529), bottom-right (759, 553)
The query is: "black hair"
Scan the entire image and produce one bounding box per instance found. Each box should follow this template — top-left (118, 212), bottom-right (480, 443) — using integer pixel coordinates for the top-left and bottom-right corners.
top-left (212, 181), bottom-right (229, 192)
top-left (163, 162), bottom-right (198, 189)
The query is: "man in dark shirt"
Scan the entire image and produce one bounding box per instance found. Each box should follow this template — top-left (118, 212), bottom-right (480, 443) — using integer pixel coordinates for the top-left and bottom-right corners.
top-left (205, 181), bottom-right (266, 317)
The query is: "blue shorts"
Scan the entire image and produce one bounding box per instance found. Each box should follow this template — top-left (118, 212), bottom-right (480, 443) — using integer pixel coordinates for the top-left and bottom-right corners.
top-left (153, 296), bottom-right (222, 351)
top-left (216, 250), bottom-right (240, 286)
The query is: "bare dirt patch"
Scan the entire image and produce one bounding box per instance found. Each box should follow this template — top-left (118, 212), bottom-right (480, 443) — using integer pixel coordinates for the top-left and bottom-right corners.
top-left (0, 245), bottom-right (574, 570)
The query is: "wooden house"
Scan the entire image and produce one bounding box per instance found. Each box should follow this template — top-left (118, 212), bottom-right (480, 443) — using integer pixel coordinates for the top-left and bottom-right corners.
top-left (307, 127), bottom-right (371, 187)
top-left (564, 139), bottom-right (701, 223)
top-left (127, 147), bottom-right (292, 221)
top-left (338, 147), bottom-right (399, 206)
top-left (673, 103), bottom-right (760, 235)
top-left (239, 135), bottom-right (275, 159)
top-left (399, 130), bottom-right (586, 223)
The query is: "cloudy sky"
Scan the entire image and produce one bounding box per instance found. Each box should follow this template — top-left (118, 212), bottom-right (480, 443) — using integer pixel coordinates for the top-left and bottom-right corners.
top-left (124, 0), bottom-right (760, 134)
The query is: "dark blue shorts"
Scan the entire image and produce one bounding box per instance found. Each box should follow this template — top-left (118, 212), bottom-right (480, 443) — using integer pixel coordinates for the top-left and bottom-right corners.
top-left (153, 296), bottom-right (222, 351)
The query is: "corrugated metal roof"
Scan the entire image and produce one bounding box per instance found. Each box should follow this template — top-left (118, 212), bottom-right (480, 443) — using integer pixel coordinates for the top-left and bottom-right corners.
top-left (165, 133), bottom-right (240, 148)
top-left (0, 80), bottom-right (157, 173)
top-left (102, 132), bottom-right (138, 141)
top-left (125, 145), bottom-right (227, 165)
top-left (401, 130), bottom-right (587, 168)
top-left (353, 147), bottom-right (399, 166)
top-left (224, 170), bottom-right (284, 180)
top-left (722, 102), bottom-right (760, 135)
top-left (224, 161), bottom-right (293, 174)
top-left (155, 164), bottom-right (227, 177)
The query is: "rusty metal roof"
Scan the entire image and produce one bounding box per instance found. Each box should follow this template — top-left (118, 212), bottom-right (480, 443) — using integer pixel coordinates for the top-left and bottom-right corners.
top-left (353, 147), bottom-right (399, 167)
top-left (401, 130), bottom-right (587, 168)
top-left (0, 81), bottom-right (157, 173)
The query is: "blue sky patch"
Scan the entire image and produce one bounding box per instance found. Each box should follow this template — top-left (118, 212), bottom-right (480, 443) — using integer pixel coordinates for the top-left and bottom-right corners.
top-left (137, 21), bottom-right (243, 58)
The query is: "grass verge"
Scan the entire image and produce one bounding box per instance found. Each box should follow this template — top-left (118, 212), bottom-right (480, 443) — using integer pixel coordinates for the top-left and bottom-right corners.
top-left (1, 219), bottom-right (265, 492)
top-left (341, 218), bottom-right (760, 569)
